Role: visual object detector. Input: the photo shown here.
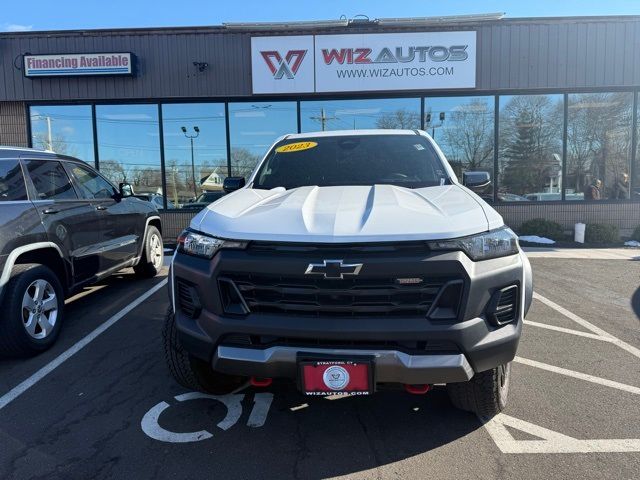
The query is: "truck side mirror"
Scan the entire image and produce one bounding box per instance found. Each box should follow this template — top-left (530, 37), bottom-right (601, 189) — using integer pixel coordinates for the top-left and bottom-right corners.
top-left (118, 182), bottom-right (134, 198)
top-left (223, 176), bottom-right (245, 193)
top-left (462, 171), bottom-right (491, 189)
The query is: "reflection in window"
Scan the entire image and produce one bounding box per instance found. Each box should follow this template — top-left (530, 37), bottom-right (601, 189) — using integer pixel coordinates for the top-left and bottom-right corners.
top-left (25, 160), bottom-right (77, 200)
top-left (0, 160), bottom-right (28, 201)
top-left (228, 102), bottom-right (297, 178)
top-left (68, 164), bottom-right (115, 200)
top-left (426, 97), bottom-right (495, 200)
top-left (498, 95), bottom-right (563, 201)
top-left (162, 103), bottom-right (227, 209)
top-left (300, 98), bottom-right (420, 132)
top-left (30, 105), bottom-right (95, 164)
top-left (566, 93), bottom-right (632, 200)
top-left (635, 99), bottom-right (640, 201)
top-left (96, 105), bottom-right (161, 200)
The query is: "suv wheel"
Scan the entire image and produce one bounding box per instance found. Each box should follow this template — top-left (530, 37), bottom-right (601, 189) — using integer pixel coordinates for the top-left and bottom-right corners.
top-left (446, 363), bottom-right (511, 417)
top-left (0, 263), bottom-right (64, 357)
top-left (134, 225), bottom-right (163, 278)
top-left (162, 306), bottom-right (247, 394)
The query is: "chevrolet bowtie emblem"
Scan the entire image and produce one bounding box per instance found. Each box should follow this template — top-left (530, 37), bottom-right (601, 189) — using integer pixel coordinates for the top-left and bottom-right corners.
top-left (305, 260), bottom-right (363, 279)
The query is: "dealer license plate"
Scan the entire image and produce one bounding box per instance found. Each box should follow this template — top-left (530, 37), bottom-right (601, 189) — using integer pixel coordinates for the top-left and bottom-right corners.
top-left (299, 359), bottom-right (373, 396)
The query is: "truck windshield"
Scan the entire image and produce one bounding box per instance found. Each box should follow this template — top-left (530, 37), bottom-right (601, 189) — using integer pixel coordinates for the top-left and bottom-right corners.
top-left (252, 134), bottom-right (450, 190)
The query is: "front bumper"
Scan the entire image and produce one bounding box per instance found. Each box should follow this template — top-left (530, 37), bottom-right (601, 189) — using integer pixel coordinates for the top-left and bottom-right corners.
top-left (171, 247), bottom-right (531, 384)
top-left (215, 346), bottom-right (474, 384)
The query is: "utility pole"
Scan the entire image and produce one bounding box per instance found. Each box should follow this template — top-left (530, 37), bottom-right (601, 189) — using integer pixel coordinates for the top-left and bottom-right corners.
top-left (309, 108), bottom-right (337, 131)
top-left (33, 115), bottom-right (53, 150)
top-left (46, 116), bottom-right (52, 151)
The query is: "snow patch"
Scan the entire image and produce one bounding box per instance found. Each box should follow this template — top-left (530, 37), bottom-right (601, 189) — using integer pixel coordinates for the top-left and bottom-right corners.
top-left (519, 235), bottom-right (556, 245)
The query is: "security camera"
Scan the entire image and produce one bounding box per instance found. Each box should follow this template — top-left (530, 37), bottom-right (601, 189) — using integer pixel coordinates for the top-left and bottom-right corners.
top-left (193, 61), bottom-right (208, 72)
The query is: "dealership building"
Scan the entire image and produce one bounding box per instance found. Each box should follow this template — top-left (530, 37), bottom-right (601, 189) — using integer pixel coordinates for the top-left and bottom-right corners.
top-left (0, 13), bottom-right (639, 239)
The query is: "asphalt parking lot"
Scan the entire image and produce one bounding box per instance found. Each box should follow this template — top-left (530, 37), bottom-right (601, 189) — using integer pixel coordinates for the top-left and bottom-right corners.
top-left (1, 251), bottom-right (639, 480)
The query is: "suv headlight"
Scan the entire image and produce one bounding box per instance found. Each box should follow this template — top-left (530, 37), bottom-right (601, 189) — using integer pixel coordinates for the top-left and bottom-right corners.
top-left (177, 229), bottom-right (248, 259)
top-left (428, 227), bottom-right (519, 261)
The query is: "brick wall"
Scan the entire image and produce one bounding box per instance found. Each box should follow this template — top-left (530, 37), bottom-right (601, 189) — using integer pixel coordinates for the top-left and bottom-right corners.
top-left (495, 202), bottom-right (640, 237)
top-left (0, 102), bottom-right (28, 147)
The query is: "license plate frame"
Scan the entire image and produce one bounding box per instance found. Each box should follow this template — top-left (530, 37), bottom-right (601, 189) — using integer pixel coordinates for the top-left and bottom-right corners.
top-left (298, 355), bottom-right (375, 396)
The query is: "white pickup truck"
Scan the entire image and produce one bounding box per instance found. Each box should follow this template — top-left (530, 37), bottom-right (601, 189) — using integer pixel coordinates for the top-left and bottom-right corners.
top-left (164, 129), bottom-right (532, 417)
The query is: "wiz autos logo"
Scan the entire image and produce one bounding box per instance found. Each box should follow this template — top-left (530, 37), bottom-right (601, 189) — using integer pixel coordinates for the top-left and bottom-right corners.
top-left (260, 50), bottom-right (308, 79)
top-left (321, 45), bottom-right (469, 65)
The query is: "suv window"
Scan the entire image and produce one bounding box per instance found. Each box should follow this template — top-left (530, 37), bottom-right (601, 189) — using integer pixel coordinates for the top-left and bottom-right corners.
top-left (67, 163), bottom-right (115, 200)
top-left (25, 160), bottom-right (78, 200)
top-left (0, 159), bottom-right (28, 201)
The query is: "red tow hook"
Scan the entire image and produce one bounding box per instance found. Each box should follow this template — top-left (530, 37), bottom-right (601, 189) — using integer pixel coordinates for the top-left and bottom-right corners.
top-left (250, 377), bottom-right (273, 388)
top-left (404, 384), bottom-right (431, 395)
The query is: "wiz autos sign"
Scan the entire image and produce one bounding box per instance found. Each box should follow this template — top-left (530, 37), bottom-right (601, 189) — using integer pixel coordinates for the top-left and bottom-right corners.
top-left (24, 53), bottom-right (134, 77)
top-left (251, 32), bottom-right (476, 94)
top-left (251, 36), bottom-right (315, 93)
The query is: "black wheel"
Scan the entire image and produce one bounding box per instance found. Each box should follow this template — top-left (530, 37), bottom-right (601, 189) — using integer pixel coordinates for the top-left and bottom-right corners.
top-left (134, 225), bottom-right (163, 278)
top-left (446, 363), bottom-right (511, 417)
top-left (162, 306), bottom-right (247, 394)
top-left (0, 263), bottom-right (64, 357)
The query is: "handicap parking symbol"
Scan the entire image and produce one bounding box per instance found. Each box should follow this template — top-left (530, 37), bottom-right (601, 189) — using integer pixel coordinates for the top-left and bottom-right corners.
top-left (141, 392), bottom-right (274, 443)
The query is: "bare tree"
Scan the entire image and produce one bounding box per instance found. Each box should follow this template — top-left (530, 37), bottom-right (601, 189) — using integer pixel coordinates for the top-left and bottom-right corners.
top-left (375, 109), bottom-right (421, 129)
top-left (231, 148), bottom-right (260, 179)
top-left (98, 160), bottom-right (126, 184)
top-left (566, 92), bottom-right (632, 196)
top-left (440, 99), bottom-right (494, 175)
top-left (32, 133), bottom-right (76, 157)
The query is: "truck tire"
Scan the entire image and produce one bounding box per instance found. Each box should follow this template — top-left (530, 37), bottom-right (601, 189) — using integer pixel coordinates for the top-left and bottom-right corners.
top-left (0, 263), bottom-right (64, 357)
top-left (134, 225), bottom-right (163, 278)
top-left (446, 363), bottom-right (511, 417)
top-left (163, 306), bottom-right (246, 394)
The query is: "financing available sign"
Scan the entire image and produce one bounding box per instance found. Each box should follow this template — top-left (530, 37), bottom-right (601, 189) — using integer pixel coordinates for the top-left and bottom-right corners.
top-left (24, 53), bottom-right (134, 77)
top-left (251, 31), bottom-right (476, 94)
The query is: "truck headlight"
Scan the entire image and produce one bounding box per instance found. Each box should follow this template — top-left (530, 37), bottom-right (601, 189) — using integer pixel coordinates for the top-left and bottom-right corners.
top-left (428, 227), bottom-right (519, 261)
top-left (177, 229), bottom-right (248, 259)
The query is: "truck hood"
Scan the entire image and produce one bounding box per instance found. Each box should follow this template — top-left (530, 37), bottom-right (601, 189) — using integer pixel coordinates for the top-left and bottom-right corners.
top-left (191, 184), bottom-right (503, 243)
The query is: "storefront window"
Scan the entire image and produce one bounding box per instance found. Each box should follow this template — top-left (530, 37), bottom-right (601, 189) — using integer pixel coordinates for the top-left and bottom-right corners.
top-left (566, 93), bottom-right (633, 200)
top-left (96, 104), bottom-right (161, 198)
top-left (300, 98), bottom-right (420, 132)
top-left (635, 97), bottom-right (640, 201)
top-left (30, 105), bottom-right (95, 164)
top-left (498, 95), bottom-right (564, 201)
top-left (162, 103), bottom-right (227, 209)
top-left (228, 102), bottom-right (297, 178)
top-left (426, 96), bottom-right (495, 200)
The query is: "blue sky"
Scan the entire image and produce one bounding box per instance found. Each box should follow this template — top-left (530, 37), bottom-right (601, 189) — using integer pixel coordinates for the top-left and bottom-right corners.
top-left (2, 0), bottom-right (640, 32)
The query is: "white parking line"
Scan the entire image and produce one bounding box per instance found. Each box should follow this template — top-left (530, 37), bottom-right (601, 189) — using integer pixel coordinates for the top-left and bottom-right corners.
top-left (0, 279), bottom-right (168, 412)
top-left (514, 356), bottom-right (640, 395)
top-left (533, 292), bottom-right (640, 360)
top-left (523, 320), bottom-right (613, 342)
top-left (483, 413), bottom-right (640, 454)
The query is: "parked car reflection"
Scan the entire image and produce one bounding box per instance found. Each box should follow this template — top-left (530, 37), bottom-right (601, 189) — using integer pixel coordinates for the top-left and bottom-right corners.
top-left (185, 190), bottom-right (227, 209)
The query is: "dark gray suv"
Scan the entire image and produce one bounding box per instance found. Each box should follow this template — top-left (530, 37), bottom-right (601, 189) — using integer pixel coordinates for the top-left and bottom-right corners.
top-left (0, 147), bottom-right (163, 356)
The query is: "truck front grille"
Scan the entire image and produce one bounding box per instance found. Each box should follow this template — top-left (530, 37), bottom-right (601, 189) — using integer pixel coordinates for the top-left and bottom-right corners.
top-left (220, 273), bottom-right (459, 318)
